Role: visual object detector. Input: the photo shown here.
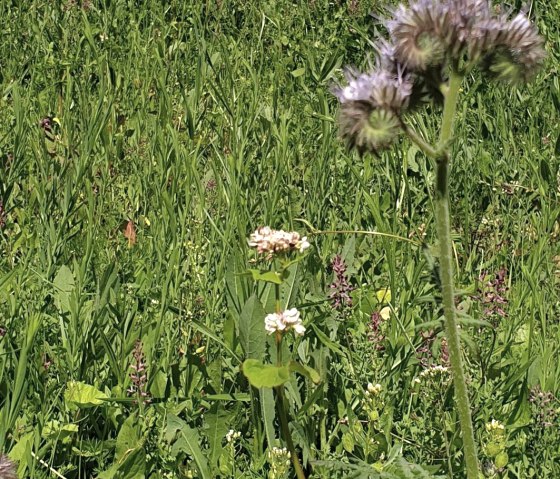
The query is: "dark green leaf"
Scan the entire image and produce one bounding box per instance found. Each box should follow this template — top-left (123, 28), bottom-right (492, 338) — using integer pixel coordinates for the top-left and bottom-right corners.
top-left (239, 295), bottom-right (266, 359)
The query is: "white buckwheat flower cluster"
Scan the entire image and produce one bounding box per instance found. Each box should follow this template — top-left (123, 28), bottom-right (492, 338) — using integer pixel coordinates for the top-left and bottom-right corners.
top-left (366, 382), bottom-right (383, 396)
top-left (225, 429), bottom-right (241, 443)
top-left (485, 419), bottom-right (505, 433)
top-left (267, 447), bottom-right (291, 479)
top-left (416, 364), bottom-right (451, 383)
top-left (248, 227), bottom-right (310, 257)
top-left (264, 308), bottom-right (305, 336)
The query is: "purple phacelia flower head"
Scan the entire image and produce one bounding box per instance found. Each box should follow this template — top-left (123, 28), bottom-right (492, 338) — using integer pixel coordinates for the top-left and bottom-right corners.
top-left (332, 68), bottom-right (413, 155)
top-left (332, 0), bottom-right (544, 155)
top-left (387, 1), bottom-right (447, 71)
top-left (386, 0), bottom-right (544, 76)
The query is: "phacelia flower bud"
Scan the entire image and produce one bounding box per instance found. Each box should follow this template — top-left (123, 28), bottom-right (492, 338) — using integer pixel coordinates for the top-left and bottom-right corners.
top-left (387, 1), bottom-right (446, 71)
top-left (481, 12), bottom-right (545, 83)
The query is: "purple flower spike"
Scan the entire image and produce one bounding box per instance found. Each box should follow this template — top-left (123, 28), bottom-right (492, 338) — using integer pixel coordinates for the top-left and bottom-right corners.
top-left (329, 255), bottom-right (354, 310)
top-left (0, 455), bottom-right (16, 479)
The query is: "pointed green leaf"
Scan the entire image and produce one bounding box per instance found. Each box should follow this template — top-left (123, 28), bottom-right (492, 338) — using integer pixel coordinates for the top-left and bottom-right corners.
top-left (311, 324), bottom-right (345, 356)
top-left (166, 414), bottom-right (211, 479)
top-left (260, 387), bottom-right (277, 446)
top-left (53, 265), bottom-right (75, 312)
top-left (205, 404), bottom-right (229, 469)
top-left (247, 269), bottom-right (283, 284)
top-left (116, 414), bottom-right (141, 460)
top-left (289, 361), bottom-right (321, 384)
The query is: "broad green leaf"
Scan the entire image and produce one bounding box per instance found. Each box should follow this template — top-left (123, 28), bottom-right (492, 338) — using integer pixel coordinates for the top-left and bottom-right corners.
top-left (118, 447), bottom-right (146, 479)
top-left (205, 404), bottom-right (229, 469)
top-left (291, 67), bottom-right (305, 77)
top-left (242, 359), bottom-right (289, 388)
top-left (101, 414), bottom-right (146, 479)
top-left (53, 265), bottom-right (75, 312)
top-left (223, 316), bottom-right (236, 352)
top-left (98, 447), bottom-right (146, 479)
top-left (149, 369), bottom-right (168, 398)
top-left (281, 262), bottom-right (301, 309)
top-left (116, 414), bottom-right (141, 460)
top-left (64, 381), bottom-right (108, 409)
top-left (225, 256), bottom-right (244, 315)
top-left (289, 361), bottom-right (321, 384)
top-left (342, 431), bottom-right (355, 453)
top-left (311, 456), bottom-right (444, 478)
top-left (341, 235), bottom-right (356, 271)
top-left (8, 431), bottom-right (34, 462)
top-left (8, 432), bottom-right (34, 478)
top-left (166, 414), bottom-right (211, 479)
top-left (42, 421), bottom-right (78, 441)
top-left (238, 295), bottom-right (266, 359)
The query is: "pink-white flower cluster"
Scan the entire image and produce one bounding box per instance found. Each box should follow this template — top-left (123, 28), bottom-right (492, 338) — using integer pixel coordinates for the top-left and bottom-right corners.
top-left (264, 308), bottom-right (306, 336)
top-left (248, 227), bottom-right (310, 256)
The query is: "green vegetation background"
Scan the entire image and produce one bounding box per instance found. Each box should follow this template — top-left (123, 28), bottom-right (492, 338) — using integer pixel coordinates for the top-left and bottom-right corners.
top-left (0, 0), bottom-right (559, 478)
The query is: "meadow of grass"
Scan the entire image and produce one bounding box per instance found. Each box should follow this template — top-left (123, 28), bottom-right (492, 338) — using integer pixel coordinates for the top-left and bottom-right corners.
top-left (0, 0), bottom-right (559, 478)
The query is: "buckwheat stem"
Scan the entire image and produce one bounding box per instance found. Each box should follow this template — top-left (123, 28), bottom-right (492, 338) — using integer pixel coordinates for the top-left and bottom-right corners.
top-left (276, 386), bottom-right (306, 479)
top-left (274, 284), bottom-right (306, 479)
top-left (436, 69), bottom-right (479, 479)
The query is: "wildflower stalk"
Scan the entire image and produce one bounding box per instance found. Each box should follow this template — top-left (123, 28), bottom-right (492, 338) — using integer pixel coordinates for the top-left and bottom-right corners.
top-left (332, 1), bottom-right (543, 475)
top-left (274, 280), bottom-right (306, 479)
top-left (433, 68), bottom-right (479, 479)
top-left (276, 386), bottom-right (306, 479)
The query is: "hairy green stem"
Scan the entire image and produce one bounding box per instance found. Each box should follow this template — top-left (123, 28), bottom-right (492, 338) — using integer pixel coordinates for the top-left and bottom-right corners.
top-left (436, 70), bottom-right (479, 479)
top-left (401, 122), bottom-right (439, 159)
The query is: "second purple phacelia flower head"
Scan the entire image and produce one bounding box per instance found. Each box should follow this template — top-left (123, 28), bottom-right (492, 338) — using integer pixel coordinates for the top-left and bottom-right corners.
top-left (333, 0), bottom-right (545, 155)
